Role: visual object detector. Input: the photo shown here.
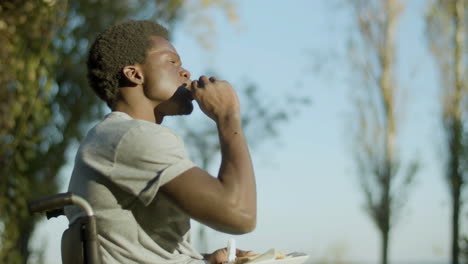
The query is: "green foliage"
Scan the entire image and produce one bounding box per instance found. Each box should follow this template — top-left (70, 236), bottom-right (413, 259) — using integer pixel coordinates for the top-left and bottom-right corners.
top-left (0, 1), bottom-right (68, 263)
top-left (0, 0), bottom-right (247, 262)
top-left (0, 1), bottom-right (187, 263)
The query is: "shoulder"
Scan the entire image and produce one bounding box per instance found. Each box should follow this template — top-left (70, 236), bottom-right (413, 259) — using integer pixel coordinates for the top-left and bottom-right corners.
top-left (100, 113), bottom-right (185, 155)
top-left (120, 120), bottom-right (182, 148)
top-left (80, 112), bottom-right (183, 156)
top-left (96, 112), bottom-right (178, 140)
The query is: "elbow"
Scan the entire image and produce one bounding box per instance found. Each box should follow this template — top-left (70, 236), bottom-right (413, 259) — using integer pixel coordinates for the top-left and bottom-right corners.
top-left (227, 197), bottom-right (257, 234)
top-left (208, 213), bottom-right (256, 235)
top-left (228, 212), bottom-right (257, 234)
top-left (238, 216), bottom-right (256, 234)
top-left (212, 190), bottom-right (257, 234)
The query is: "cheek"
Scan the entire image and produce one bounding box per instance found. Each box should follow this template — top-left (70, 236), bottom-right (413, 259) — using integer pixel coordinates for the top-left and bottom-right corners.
top-left (158, 69), bottom-right (181, 92)
top-left (160, 68), bottom-right (179, 84)
top-left (143, 64), bottom-right (181, 101)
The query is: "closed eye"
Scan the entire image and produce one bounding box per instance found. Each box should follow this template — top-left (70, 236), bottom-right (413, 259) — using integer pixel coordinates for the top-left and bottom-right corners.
top-left (164, 52), bottom-right (182, 66)
top-left (170, 60), bottom-right (181, 66)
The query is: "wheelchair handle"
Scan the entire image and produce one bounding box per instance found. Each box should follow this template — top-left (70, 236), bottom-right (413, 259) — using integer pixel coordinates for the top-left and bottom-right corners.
top-left (28, 192), bottom-right (94, 217)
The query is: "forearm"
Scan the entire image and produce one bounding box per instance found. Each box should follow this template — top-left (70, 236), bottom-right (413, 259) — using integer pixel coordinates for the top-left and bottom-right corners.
top-left (162, 76), bottom-right (256, 234)
top-left (216, 114), bottom-right (256, 231)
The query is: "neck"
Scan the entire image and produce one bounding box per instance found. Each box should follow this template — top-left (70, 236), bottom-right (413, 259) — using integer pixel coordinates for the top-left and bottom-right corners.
top-left (114, 100), bottom-right (158, 123)
top-left (113, 86), bottom-right (161, 123)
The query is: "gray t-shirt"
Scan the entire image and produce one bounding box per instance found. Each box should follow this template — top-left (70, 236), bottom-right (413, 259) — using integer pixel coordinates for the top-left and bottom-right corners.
top-left (65, 111), bottom-right (205, 264)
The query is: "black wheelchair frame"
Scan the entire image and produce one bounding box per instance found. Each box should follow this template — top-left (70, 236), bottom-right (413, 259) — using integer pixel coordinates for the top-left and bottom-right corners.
top-left (28, 192), bottom-right (102, 264)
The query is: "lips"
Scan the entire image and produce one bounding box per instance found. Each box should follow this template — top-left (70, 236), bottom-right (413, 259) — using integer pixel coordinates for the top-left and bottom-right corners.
top-left (183, 81), bottom-right (192, 89)
top-left (179, 82), bottom-right (194, 100)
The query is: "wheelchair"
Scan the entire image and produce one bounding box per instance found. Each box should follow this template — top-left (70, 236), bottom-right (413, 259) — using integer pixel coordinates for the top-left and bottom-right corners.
top-left (28, 192), bottom-right (102, 264)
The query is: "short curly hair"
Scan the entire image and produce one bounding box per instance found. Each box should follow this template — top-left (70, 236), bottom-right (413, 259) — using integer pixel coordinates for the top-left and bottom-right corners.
top-left (87, 20), bottom-right (169, 108)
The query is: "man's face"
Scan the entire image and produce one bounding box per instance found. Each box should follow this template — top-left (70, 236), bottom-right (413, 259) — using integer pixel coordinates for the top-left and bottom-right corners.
top-left (142, 36), bottom-right (193, 116)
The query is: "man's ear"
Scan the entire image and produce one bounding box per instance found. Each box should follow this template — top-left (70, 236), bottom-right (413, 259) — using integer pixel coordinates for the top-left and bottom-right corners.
top-left (122, 65), bottom-right (144, 85)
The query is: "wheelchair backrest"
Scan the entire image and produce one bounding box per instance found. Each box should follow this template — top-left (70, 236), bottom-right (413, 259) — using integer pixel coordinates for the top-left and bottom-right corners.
top-left (61, 216), bottom-right (86, 264)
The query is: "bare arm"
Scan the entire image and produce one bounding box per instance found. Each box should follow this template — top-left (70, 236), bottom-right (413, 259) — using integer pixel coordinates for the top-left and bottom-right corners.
top-left (161, 76), bottom-right (256, 234)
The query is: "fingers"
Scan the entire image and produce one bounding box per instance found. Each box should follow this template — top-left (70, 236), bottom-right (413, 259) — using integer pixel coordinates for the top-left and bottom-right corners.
top-left (190, 80), bottom-right (198, 90)
top-left (199, 75), bottom-right (209, 87)
top-left (192, 75), bottom-right (217, 89)
top-left (236, 249), bottom-right (255, 257)
top-left (189, 75), bottom-right (238, 121)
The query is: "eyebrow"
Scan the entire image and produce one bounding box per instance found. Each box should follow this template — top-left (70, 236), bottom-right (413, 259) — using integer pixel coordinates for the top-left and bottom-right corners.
top-left (148, 48), bottom-right (177, 56)
top-left (148, 49), bottom-right (181, 61)
top-left (166, 51), bottom-right (181, 61)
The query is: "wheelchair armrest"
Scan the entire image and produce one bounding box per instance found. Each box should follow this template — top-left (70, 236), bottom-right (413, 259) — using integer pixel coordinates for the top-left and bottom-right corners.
top-left (28, 192), bottom-right (94, 217)
top-left (28, 192), bottom-right (74, 214)
top-left (29, 192), bottom-right (102, 264)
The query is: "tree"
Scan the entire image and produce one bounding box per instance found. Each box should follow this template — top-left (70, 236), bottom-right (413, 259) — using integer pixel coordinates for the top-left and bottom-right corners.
top-left (347, 1), bottom-right (418, 264)
top-left (0, 0), bottom-right (238, 263)
top-left (0, 2), bottom-right (69, 263)
top-left (426, 1), bottom-right (468, 263)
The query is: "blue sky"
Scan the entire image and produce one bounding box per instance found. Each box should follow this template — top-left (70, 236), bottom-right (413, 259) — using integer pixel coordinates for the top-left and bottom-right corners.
top-left (31, 0), bottom-right (463, 263)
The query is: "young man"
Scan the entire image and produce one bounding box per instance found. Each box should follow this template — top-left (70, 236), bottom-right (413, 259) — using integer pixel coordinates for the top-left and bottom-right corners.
top-left (65, 20), bottom-right (256, 263)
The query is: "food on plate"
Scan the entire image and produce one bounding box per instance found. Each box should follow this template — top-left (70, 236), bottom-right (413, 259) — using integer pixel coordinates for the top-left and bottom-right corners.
top-left (274, 251), bottom-right (291, 260)
top-left (234, 250), bottom-right (292, 264)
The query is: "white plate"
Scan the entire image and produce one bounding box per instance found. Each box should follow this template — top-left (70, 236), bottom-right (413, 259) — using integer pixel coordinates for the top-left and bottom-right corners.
top-left (253, 255), bottom-right (309, 264)
top-left (244, 249), bottom-right (309, 264)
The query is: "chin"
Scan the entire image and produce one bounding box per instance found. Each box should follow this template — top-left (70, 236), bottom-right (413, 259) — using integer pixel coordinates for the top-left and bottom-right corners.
top-left (158, 86), bottom-right (194, 116)
top-left (173, 88), bottom-right (194, 115)
top-left (177, 100), bottom-right (194, 115)
top-left (162, 99), bottom-right (194, 116)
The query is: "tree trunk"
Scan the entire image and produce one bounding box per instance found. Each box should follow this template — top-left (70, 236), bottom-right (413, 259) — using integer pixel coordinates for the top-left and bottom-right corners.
top-left (450, 1), bottom-right (465, 263)
top-left (452, 188), bottom-right (460, 264)
top-left (381, 228), bottom-right (389, 264)
top-left (448, 117), bottom-right (462, 264)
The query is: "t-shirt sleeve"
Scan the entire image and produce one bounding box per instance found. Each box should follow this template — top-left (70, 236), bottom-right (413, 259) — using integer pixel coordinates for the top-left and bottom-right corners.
top-left (110, 123), bottom-right (195, 206)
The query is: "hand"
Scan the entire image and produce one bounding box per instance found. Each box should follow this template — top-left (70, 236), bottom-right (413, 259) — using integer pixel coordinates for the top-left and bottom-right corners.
top-left (203, 248), bottom-right (255, 264)
top-left (190, 76), bottom-right (240, 122)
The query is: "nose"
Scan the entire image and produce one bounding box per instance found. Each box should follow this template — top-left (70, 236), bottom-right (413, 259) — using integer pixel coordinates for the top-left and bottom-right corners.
top-left (180, 67), bottom-right (191, 80)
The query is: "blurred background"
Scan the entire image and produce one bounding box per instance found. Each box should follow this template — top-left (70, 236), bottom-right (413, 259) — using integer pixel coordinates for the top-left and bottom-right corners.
top-left (1, 0), bottom-right (467, 263)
